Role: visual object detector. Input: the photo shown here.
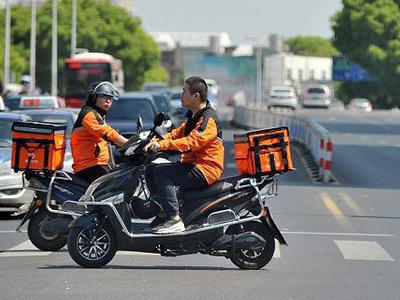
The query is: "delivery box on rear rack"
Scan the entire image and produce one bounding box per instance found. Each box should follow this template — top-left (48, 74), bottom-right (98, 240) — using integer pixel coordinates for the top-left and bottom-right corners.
top-left (11, 121), bottom-right (67, 173)
top-left (233, 127), bottom-right (294, 177)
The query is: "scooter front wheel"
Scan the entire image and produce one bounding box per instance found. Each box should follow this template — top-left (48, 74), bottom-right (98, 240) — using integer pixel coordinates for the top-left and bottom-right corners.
top-left (228, 221), bottom-right (275, 270)
top-left (28, 210), bottom-right (67, 251)
top-left (67, 222), bottom-right (117, 268)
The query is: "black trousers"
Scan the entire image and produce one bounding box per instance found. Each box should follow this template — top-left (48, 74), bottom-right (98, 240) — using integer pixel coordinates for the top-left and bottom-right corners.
top-left (75, 165), bottom-right (111, 184)
top-left (145, 162), bottom-right (208, 218)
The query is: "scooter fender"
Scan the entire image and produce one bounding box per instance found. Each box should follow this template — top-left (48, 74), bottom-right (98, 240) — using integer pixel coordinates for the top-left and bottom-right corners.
top-left (261, 207), bottom-right (287, 246)
top-left (68, 214), bottom-right (97, 230)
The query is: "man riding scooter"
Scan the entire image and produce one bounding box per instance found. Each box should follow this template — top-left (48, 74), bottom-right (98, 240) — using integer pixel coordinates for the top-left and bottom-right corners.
top-left (144, 76), bottom-right (224, 234)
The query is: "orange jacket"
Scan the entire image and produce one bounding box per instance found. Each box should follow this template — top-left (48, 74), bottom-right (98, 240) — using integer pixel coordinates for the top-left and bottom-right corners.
top-left (71, 105), bottom-right (121, 173)
top-left (159, 104), bottom-right (224, 185)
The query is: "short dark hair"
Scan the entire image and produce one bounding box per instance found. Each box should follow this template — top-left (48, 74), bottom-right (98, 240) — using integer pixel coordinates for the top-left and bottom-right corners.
top-left (185, 76), bottom-right (208, 102)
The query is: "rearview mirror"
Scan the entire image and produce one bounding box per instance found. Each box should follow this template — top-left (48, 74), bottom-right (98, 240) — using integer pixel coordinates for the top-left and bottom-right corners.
top-left (136, 115), bottom-right (143, 132)
top-left (153, 112), bottom-right (165, 127)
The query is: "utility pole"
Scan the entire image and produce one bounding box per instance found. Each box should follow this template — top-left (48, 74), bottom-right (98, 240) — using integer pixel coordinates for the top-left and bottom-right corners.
top-left (51, 0), bottom-right (57, 96)
top-left (246, 36), bottom-right (265, 104)
top-left (256, 44), bottom-right (262, 104)
top-left (30, 0), bottom-right (37, 94)
top-left (70, 0), bottom-right (77, 58)
top-left (4, 0), bottom-right (11, 88)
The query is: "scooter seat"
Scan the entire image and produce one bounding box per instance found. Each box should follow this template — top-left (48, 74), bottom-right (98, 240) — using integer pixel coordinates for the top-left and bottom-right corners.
top-left (180, 174), bottom-right (250, 202)
top-left (64, 172), bottom-right (90, 188)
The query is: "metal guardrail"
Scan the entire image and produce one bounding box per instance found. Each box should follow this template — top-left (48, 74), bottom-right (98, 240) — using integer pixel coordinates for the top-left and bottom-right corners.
top-left (232, 104), bottom-right (333, 183)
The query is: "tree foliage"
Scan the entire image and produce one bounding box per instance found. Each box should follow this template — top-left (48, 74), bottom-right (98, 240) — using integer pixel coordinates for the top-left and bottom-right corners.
top-left (0, 0), bottom-right (167, 93)
top-left (332, 0), bottom-right (400, 108)
top-left (286, 36), bottom-right (339, 57)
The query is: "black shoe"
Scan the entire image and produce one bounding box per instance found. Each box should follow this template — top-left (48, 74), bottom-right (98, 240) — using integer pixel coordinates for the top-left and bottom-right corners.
top-left (141, 216), bottom-right (166, 233)
top-left (152, 218), bottom-right (185, 234)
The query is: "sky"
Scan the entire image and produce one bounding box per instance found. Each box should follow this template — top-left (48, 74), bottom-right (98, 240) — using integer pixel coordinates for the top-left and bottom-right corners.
top-left (133, 0), bottom-right (343, 45)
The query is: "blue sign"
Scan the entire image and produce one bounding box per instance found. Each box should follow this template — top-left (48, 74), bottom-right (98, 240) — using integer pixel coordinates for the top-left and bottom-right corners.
top-left (332, 55), bottom-right (378, 82)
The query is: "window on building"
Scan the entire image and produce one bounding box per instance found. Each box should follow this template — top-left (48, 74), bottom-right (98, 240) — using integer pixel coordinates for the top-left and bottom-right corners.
top-left (286, 68), bottom-right (292, 80)
top-left (298, 69), bottom-right (303, 82)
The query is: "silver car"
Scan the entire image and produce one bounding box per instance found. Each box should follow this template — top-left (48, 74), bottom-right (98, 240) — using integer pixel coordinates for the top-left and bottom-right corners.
top-left (267, 86), bottom-right (298, 110)
top-left (302, 85), bottom-right (331, 108)
top-left (0, 113), bottom-right (34, 212)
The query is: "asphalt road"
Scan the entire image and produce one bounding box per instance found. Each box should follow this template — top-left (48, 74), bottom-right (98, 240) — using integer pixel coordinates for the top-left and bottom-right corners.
top-left (0, 106), bottom-right (399, 300)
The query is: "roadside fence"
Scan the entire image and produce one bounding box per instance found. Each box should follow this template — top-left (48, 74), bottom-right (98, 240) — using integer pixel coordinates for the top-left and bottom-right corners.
top-left (232, 104), bottom-right (333, 183)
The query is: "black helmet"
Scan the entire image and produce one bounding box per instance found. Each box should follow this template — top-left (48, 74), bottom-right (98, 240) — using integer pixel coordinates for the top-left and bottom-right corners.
top-left (130, 197), bottom-right (162, 219)
top-left (86, 81), bottom-right (119, 105)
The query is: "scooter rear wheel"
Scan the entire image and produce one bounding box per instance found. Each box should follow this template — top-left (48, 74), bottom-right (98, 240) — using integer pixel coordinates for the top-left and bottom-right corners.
top-left (228, 221), bottom-right (275, 270)
top-left (67, 222), bottom-right (117, 268)
top-left (28, 210), bottom-right (67, 251)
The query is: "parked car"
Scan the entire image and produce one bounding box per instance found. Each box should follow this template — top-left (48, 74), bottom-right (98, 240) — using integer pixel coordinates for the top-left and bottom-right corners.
top-left (302, 85), bottom-right (331, 108)
top-left (13, 108), bottom-right (79, 172)
top-left (205, 78), bottom-right (219, 97)
top-left (150, 92), bottom-right (174, 131)
top-left (3, 94), bottom-right (22, 111)
top-left (4, 94), bottom-right (63, 111)
top-left (267, 86), bottom-right (298, 110)
top-left (168, 89), bottom-right (187, 126)
top-left (14, 108), bottom-right (78, 136)
top-left (0, 112), bottom-right (34, 212)
top-left (347, 98), bottom-right (373, 112)
top-left (141, 82), bottom-right (169, 92)
top-left (106, 92), bottom-right (171, 139)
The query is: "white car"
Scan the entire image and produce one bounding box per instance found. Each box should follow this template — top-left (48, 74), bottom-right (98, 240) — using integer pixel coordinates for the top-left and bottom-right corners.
top-left (302, 85), bottom-right (331, 108)
top-left (267, 86), bottom-right (298, 110)
top-left (205, 79), bottom-right (220, 97)
top-left (0, 113), bottom-right (35, 213)
top-left (347, 98), bottom-right (373, 112)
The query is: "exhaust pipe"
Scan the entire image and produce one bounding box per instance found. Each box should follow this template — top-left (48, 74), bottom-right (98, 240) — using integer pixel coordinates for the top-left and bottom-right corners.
top-left (212, 232), bottom-right (267, 251)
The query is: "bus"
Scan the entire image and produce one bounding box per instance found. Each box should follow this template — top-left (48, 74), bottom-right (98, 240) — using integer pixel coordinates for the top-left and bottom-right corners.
top-left (60, 52), bottom-right (124, 107)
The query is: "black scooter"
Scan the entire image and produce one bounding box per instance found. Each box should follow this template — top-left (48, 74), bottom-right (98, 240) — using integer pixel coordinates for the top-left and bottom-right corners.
top-left (15, 169), bottom-right (88, 251)
top-left (15, 118), bottom-right (149, 251)
top-left (64, 113), bottom-right (288, 269)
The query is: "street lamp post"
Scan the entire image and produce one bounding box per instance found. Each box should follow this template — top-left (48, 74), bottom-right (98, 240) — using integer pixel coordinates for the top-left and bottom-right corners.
top-left (256, 44), bottom-right (262, 104)
top-left (71, 0), bottom-right (77, 57)
top-left (246, 36), bottom-right (265, 104)
top-left (51, 0), bottom-right (57, 96)
top-left (30, 0), bottom-right (37, 94)
top-left (4, 0), bottom-right (11, 88)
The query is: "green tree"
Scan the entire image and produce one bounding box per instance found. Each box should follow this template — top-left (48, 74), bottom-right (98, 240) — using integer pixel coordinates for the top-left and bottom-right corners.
top-left (332, 0), bottom-right (400, 108)
top-left (286, 36), bottom-right (339, 57)
top-left (0, 0), bottom-right (165, 93)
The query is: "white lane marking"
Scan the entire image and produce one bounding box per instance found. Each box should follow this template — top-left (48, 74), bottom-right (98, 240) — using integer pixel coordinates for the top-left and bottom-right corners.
top-left (0, 230), bottom-right (27, 233)
top-left (0, 240), bottom-right (53, 257)
top-left (334, 240), bottom-right (394, 261)
top-left (283, 231), bottom-right (395, 237)
top-left (117, 251), bottom-right (158, 256)
top-left (273, 239), bottom-right (281, 258)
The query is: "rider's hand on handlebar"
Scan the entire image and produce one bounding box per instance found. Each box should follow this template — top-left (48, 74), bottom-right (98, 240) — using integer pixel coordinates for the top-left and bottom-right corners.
top-left (144, 140), bottom-right (161, 152)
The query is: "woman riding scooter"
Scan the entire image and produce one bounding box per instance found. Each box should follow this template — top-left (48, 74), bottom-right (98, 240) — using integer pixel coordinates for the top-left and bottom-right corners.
top-left (71, 81), bottom-right (128, 183)
top-left (144, 76), bottom-right (224, 234)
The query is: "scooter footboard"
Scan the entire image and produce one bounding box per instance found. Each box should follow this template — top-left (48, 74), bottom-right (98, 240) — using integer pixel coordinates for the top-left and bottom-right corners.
top-left (261, 207), bottom-right (287, 245)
